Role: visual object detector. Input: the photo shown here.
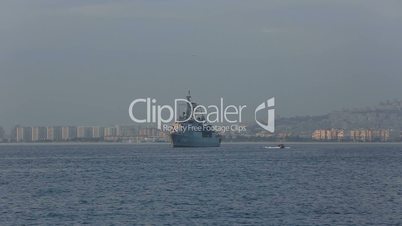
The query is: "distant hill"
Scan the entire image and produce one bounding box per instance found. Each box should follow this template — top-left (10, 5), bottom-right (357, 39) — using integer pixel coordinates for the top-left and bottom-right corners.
top-left (260, 100), bottom-right (402, 133)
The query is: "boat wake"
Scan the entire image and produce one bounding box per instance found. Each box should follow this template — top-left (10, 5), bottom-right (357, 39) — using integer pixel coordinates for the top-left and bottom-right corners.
top-left (264, 146), bottom-right (291, 149)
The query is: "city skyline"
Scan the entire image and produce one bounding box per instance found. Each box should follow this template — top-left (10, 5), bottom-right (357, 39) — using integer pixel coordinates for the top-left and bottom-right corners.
top-left (2, 124), bottom-right (399, 143)
top-left (2, 97), bottom-right (402, 142)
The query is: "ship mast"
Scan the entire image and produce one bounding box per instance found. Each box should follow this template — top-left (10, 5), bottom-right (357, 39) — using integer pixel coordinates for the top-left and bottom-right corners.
top-left (186, 90), bottom-right (192, 119)
top-left (186, 90), bottom-right (191, 102)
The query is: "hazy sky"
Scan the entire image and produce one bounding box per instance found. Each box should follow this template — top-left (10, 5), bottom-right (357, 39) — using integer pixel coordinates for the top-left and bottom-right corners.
top-left (1, 0), bottom-right (402, 128)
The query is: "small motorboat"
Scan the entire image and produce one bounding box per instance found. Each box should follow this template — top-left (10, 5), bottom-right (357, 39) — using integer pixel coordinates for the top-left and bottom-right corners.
top-left (264, 144), bottom-right (290, 149)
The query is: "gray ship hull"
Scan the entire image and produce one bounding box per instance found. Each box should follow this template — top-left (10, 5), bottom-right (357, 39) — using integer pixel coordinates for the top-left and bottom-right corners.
top-left (171, 133), bottom-right (221, 147)
top-left (169, 91), bottom-right (221, 148)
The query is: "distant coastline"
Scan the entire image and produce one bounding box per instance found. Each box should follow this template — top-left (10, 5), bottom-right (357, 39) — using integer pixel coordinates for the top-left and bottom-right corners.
top-left (2, 141), bottom-right (402, 146)
top-left (2, 100), bottom-right (402, 143)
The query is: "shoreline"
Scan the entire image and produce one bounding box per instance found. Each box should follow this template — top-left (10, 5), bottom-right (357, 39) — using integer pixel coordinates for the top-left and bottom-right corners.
top-left (1, 141), bottom-right (402, 146)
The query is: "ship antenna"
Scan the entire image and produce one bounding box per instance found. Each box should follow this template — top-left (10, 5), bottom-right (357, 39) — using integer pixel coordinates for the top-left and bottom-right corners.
top-left (185, 90), bottom-right (192, 119)
top-left (186, 90), bottom-right (191, 102)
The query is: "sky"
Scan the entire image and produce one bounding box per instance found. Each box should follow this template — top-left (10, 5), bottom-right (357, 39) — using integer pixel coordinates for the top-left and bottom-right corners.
top-left (1, 0), bottom-right (402, 129)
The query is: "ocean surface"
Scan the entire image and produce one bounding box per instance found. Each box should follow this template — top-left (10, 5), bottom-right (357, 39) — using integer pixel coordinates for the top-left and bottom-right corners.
top-left (1, 143), bottom-right (402, 225)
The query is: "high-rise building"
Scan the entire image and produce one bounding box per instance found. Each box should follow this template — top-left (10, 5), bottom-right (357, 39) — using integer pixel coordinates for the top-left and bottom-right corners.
top-left (62, 127), bottom-right (69, 141)
top-left (53, 126), bottom-right (62, 141)
top-left (47, 127), bottom-right (54, 141)
top-left (15, 127), bottom-right (24, 142)
top-left (77, 126), bottom-right (94, 139)
top-left (85, 127), bottom-right (94, 138)
top-left (23, 127), bottom-right (33, 142)
top-left (32, 127), bottom-right (39, 142)
top-left (38, 127), bottom-right (47, 141)
top-left (68, 126), bottom-right (77, 140)
top-left (103, 126), bottom-right (118, 141)
top-left (117, 125), bottom-right (137, 137)
top-left (104, 127), bottom-right (117, 137)
top-left (77, 126), bottom-right (85, 138)
top-left (92, 127), bottom-right (101, 138)
top-left (0, 127), bottom-right (5, 141)
top-left (350, 129), bottom-right (374, 142)
top-left (312, 129), bottom-right (344, 141)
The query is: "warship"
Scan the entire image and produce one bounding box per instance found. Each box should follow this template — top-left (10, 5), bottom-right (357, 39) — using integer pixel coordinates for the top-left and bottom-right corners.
top-left (170, 91), bottom-right (221, 147)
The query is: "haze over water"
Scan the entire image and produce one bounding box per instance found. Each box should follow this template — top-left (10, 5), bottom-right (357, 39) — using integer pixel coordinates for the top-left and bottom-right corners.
top-left (2, 1), bottom-right (402, 128)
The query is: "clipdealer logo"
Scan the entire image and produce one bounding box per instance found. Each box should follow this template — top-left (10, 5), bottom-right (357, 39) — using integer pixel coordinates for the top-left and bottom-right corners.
top-left (255, 97), bottom-right (275, 133)
top-left (128, 97), bottom-right (275, 132)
